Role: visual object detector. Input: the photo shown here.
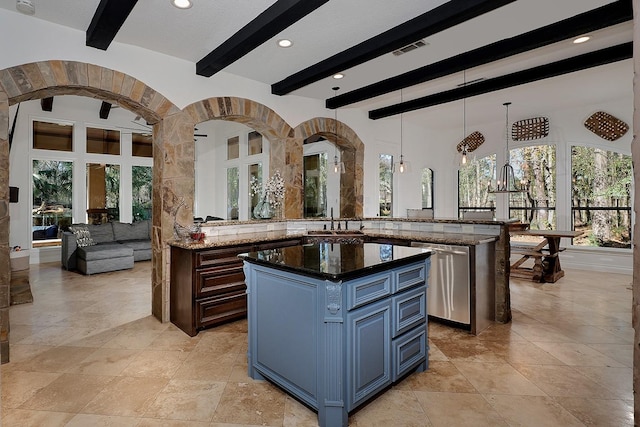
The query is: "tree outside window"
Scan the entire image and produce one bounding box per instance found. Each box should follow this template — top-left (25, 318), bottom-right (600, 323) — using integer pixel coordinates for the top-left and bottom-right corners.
top-left (458, 154), bottom-right (496, 217)
top-left (508, 145), bottom-right (556, 230)
top-left (32, 160), bottom-right (73, 241)
top-left (132, 166), bottom-right (152, 221)
top-left (571, 146), bottom-right (631, 248)
top-left (379, 154), bottom-right (393, 217)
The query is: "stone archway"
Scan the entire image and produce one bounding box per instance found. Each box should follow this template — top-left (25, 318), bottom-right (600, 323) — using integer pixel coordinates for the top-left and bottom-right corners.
top-left (294, 118), bottom-right (364, 218)
top-left (183, 98), bottom-right (301, 218)
top-left (0, 60), bottom-right (182, 363)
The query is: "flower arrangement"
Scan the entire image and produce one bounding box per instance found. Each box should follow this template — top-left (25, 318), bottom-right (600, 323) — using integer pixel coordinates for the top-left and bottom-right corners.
top-left (250, 170), bottom-right (285, 217)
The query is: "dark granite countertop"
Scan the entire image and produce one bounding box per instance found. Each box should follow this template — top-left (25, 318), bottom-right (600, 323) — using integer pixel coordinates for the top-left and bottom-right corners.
top-left (239, 242), bottom-right (431, 281)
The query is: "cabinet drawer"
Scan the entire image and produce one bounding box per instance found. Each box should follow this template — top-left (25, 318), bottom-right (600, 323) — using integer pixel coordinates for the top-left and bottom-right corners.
top-left (197, 291), bottom-right (247, 329)
top-left (392, 285), bottom-right (427, 338)
top-left (346, 271), bottom-right (392, 311)
top-left (392, 325), bottom-right (427, 382)
top-left (196, 246), bottom-right (253, 268)
top-left (393, 261), bottom-right (426, 293)
top-left (196, 265), bottom-right (246, 297)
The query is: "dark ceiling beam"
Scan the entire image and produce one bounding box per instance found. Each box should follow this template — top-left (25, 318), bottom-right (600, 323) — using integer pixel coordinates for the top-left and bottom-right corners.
top-left (196, 0), bottom-right (331, 77)
top-left (40, 97), bottom-right (53, 112)
top-left (86, 0), bottom-right (138, 50)
top-left (99, 102), bottom-right (112, 120)
top-left (329, 0), bottom-right (632, 109)
top-left (271, 0), bottom-right (516, 95)
top-left (369, 42), bottom-right (632, 120)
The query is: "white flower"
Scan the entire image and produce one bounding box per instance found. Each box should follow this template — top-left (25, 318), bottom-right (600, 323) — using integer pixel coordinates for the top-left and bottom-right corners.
top-left (250, 171), bottom-right (285, 209)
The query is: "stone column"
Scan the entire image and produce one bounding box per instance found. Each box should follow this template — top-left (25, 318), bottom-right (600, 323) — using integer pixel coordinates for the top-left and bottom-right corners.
top-left (0, 91), bottom-right (9, 364)
top-left (152, 110), bottom-right (195, 322)
top-left (494, 224), bottom-right (511, 323)
top-left (632, 0), bottom-right (639, 420)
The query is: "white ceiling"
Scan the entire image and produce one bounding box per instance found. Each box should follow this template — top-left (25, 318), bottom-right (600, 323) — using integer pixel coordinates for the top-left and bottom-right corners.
top-left (0, 0), bottom-right (631, 123)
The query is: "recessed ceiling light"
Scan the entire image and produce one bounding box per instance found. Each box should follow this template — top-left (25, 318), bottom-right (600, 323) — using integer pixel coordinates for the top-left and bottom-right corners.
top-left (333, 73), bottom-right (344, 79)
top-left (278, 39), bottom-right (293, 47)
top-left (573, 35), bottom-right (591, 44)
top-left (277, 39), bottom-right (293, 48)
top-left (171, 0), bottom-right (192, 9)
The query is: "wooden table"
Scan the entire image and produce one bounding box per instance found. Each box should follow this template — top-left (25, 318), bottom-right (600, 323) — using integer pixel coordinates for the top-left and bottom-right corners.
top-left (509, 230), bottom-right (581, 283)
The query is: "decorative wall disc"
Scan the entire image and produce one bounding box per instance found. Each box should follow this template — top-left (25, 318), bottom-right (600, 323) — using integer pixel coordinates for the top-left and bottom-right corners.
top-left (456, 131), bottom-right (484, 153)
top-left (511, 117), bottom-right (549, 141)
top-left (584, 111), bottom-right (629, 141)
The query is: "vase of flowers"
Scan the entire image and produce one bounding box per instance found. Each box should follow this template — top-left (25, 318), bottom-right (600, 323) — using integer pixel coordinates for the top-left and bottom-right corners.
top-left (250, 170), bottom-right (285, 219)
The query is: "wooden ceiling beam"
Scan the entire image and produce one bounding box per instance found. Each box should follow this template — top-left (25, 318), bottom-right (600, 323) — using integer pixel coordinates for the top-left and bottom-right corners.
top-left (368, 42), bottom-right (632, 120)
top-left (196, 0), bottom-right (330, 77)
top-left (329, 0), bottom-right (632, 109)
top-left (86, 0), bottom-right (138, 50)
top-left (271, 0), bottom-right (516, 95)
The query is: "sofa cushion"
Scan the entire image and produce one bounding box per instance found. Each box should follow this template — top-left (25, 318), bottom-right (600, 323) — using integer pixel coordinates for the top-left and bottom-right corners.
top-left (112, 220), bottom-right (150, 241)
top-left (69, 225), bottom-right (95, 247)
top-left (72, 223), bottom-right (115, 244)
top-left (119, 239), bottom-right (151, 252)
top-left (77, 243), bottom-right (133, 261)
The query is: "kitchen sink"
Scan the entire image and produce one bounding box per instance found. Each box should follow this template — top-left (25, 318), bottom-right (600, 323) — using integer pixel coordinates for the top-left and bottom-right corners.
top-left (307, 229), bottom-right (364, 236)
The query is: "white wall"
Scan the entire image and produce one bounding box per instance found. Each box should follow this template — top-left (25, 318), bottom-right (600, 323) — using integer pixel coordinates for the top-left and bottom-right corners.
top-left (1, 9), bottom-right (633, 272)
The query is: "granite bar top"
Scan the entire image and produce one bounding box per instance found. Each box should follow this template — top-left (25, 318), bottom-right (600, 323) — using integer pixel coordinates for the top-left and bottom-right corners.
top-left (169, 229), bottom-right (497, 250)
top-left (239, 243), bottom-right (431, 281)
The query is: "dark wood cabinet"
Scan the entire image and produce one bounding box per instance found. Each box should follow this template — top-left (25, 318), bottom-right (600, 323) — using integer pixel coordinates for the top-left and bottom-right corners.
top-left (170, 238), bottom-right (301, 336)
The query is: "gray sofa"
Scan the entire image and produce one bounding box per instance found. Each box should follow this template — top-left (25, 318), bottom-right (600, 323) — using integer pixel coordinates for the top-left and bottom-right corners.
top-left (61, 220), bottom-right (151, 275)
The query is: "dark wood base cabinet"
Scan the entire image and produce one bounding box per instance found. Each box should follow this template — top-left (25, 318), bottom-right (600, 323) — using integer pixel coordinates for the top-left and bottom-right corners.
top-left (170, 239), bottom-right (300, 336)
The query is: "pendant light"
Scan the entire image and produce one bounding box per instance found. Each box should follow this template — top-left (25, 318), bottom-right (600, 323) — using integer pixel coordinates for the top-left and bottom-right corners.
top-left (332, 86), bottom-right (345, 174)
top-left (460, 70), bottom-right (469, 165)
top-left (393, 89), bottom-right (409, 173)
top-left (489, 102), bottom-right (526, 193)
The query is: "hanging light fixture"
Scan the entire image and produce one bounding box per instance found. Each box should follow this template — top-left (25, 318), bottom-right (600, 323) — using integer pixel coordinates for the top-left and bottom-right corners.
top-left (461, 70), bottom-right (468, 165)
top-left (393, 89), bottom-right (409, 173)
top-left (489, 102), bottom-right (527, 193)
top-left (332, 86), bottom-right (345, 174)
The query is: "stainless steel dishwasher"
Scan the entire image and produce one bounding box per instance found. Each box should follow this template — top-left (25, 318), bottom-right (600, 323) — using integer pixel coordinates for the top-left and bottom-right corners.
top-left (411, 242), bottom-right (470, 326)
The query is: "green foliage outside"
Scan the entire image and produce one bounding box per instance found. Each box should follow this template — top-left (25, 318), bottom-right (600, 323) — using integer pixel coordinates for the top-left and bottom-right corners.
top-left (379, 154), bottom-right (393, 216)
top-left (132, 165), bottom-right (152, 221)
top-left (32, 159), bottom-right (73, 229)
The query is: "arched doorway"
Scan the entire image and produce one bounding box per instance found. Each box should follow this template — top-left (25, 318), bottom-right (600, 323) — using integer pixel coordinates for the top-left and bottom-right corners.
top-left (0, 60), bottom-right (181, 363)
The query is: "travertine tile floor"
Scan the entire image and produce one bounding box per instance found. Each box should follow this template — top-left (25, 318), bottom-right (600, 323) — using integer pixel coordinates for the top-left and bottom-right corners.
top-left (1, 261), bottom-right (633, 426)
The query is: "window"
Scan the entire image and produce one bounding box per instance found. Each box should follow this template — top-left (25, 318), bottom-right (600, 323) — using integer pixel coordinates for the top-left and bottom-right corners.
top-left (379, 154), bottom-right (393, 217)
top-left (248, 131), bottom-right (263, 155)
top-left (421, 168), bottom-right (434, 209)
top-left (508, 145), bottom-right (556, 230)
top-left (227, 136), bottom-right (239, 160)
top-left (248, 163), bottom-right (262, 218)
top-left (458, 155), bottom-right (496, 217)
top-left (227, 167), bottom-right (239, 220)
top-left (132, 166), bottom-right (152, 221)
top-left (571, 146), bottom-right (631, 248)
top-left (86, 163), bottom-right (120, 223)
top-left (33, 120), bottom-right (73, 151)
top-left (87, 127), bottom-right (120, 155)
top-left (32, 160), bottom-right (73, 243)
top-left (132, 132), bottom-right (153, 157)
top-left (304, 153), bottom-right (327, 217)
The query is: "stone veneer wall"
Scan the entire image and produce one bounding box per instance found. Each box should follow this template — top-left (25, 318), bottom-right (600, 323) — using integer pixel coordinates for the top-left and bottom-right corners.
top-left (0, 71), bottom-right (369, 365)
top-left (632, 1), bottom-right (639, 421)
top-left (0, 61), bottom-right (182, 364)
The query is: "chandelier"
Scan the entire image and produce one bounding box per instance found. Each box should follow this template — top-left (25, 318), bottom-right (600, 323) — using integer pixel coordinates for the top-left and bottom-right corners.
top-left (489, 102), bottom-right (526, 193)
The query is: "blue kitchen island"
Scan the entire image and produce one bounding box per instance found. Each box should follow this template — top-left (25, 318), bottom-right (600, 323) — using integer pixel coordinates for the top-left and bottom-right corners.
top-left (240, 242), bottom-right (431, 427)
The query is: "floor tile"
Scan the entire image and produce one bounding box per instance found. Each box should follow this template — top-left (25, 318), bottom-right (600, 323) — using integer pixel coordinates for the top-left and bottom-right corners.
top-left (211, 381), bottom-right (286, 425)
top-left (414, 391), bottom-right (506, 427)
top-left (452, 361), bottom-right (546, 396)
top-left (1, 408), bottom-right (75, 427)
top-left (144, 379), bottom-right (226, 421)
top-left (119, 349), bottom-right (189, 378)
top-left (1, 370), bottom-right (61, 408)
top-left (82, 376), bottom-right (169, 417)
top-left (19, 373), bottom-right (114, 412)
top-left (65, 413), bottom-right (141, 426)
top-left (554, 396), bottom-right (634, 427)
top-left (485, 394), bottom-right (586, 427)
top-left (393, 360), bottom-right (476, 393)
top-left (512, 364), bottom-right (618, 398)
top-left (67, 347), bottom-right (140, 375)
top-left (350, 389), bottom-right (429, 427)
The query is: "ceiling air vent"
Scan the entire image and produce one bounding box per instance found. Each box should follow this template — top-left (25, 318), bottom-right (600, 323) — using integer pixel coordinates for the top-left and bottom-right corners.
top-left (392, 39), bottom-right (428, 56)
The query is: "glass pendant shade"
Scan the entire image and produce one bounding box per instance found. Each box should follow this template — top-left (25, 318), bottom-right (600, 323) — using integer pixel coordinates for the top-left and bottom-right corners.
top-left (489, 102), bottom-right (526, 193)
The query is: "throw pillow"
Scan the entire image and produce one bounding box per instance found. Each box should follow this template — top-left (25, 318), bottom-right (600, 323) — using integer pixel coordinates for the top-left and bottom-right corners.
top-left (69, 225), bottom-right (96, 248)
